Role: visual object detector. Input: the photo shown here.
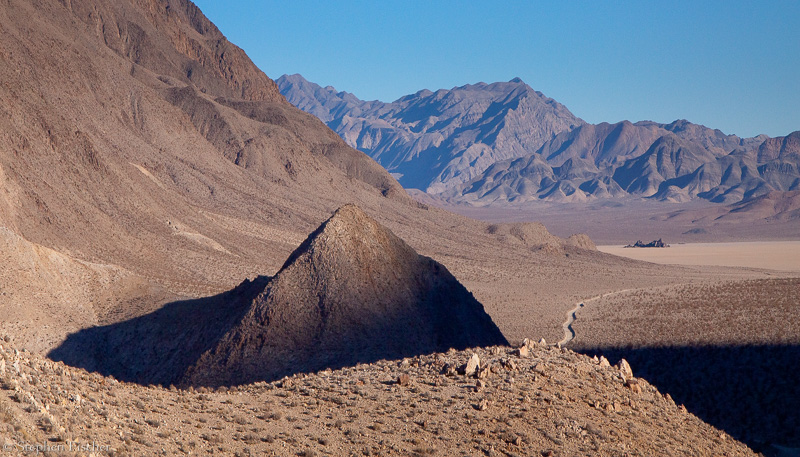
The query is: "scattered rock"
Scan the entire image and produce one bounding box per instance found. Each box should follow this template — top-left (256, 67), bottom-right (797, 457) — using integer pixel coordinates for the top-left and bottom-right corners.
top-left (476, 379), bottom-right (486, 391)
top-left (464, 353), bottom-right (480, 377)
top-left (617, 358), bottom-right (633, 378)
top-left (475, 398), bottom-right (489, 411)
top-left (441, 363), bottom-right (457, 377)
top-left (625, 379), bottom-right (642, 394)
top-left (397, 374), bottom-right (410, 386)
top-left (516, 345), bottom-right (530, 358)
top-left (538, 338), bottom-right (547, 346)
top-left (0, 358), bottom-right (5, 376)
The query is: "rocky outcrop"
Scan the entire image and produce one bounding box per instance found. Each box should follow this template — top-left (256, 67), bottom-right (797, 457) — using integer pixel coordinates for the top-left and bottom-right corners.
top-left (52, 205), bottom-right (508, 387)
top-left (625, 239), bottom-right (669, 248)
top-left (182, 205), bottom-right (507, 386)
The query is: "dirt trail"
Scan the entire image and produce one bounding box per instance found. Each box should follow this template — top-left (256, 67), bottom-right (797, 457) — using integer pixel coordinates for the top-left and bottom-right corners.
top-left (558, 289), bottom-right (636, 347)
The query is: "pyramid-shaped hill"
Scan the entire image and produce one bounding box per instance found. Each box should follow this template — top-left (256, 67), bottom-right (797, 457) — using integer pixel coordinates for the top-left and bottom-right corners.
top-left (183, 204), bottom-right (507, 386)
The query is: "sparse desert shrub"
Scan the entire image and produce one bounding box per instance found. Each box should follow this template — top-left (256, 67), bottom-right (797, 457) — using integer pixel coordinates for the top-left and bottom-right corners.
top-left (241, 433), bottom-right (259, 444)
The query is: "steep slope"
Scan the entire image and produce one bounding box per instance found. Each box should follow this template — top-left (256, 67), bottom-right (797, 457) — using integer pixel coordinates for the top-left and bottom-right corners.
top-left (277, 74), bottom-right (584, 192)
top-left (0, 0), bottom-right (403, 291)
top-left (613, 134), bottom-right (716, 196)
top-left (540, 121), bottom-right (665, 167)
top-left (183, 205), bottom-right (508, 386)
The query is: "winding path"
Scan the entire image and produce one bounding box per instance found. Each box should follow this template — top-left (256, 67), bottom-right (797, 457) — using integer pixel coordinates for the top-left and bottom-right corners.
top-left (557, 288), bottom-right (637, 347)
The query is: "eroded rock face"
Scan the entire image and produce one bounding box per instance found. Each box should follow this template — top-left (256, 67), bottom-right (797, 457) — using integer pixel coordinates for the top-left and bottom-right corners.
top-left (183, 205), bottom-right (508, 386)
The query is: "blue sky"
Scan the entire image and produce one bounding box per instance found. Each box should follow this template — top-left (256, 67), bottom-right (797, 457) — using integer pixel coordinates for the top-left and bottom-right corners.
top-left (192, 1), bottom-right (799, 138)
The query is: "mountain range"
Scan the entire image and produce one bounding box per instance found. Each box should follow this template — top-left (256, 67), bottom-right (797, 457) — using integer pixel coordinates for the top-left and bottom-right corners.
top-left (277, 74), bottom-right (583, 193)
top-left (279, 75), bottom-right (799, 204)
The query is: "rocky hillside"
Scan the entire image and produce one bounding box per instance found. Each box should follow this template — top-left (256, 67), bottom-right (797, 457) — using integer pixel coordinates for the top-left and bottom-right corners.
top-left (2, 0), bottom-right (625, 356)
top-left (0, 0), bottom-right (404, 289)
top-left (1, 337), bottom-right (758, 456)
top-left (50, 205), bottom-right (508, 387)
top-left (277, 74), bottom-right (584, 192)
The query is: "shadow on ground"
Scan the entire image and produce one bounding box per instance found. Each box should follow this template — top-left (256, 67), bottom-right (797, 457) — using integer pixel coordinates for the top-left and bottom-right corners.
top-left (49, 272), bottom-right (508, 388)
top-left (48, 276), bottom-right (270, 387)
top-left (579, 345), bottom-right (800, 454)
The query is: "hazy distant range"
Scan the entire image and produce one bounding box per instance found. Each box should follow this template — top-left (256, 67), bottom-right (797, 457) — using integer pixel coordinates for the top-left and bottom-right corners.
top-left (278, 74), bottom-right (800, 206)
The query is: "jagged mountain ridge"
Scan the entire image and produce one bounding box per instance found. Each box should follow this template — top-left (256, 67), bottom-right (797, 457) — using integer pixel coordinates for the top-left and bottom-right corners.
top-left (279, 75), bottom-right (796, 205)
top-left (277, 74), bottom-right (584, 193)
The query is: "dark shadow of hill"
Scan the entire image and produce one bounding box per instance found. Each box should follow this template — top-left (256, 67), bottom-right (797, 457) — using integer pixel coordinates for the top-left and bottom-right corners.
top-left (48, 276), bottom-right (271, 387)
top-left (180, 260), bottom-right (510, 387)
top-left (579, 344), bottom-right (800, 454)
top-left (49, 271), bottom-right (508, 388)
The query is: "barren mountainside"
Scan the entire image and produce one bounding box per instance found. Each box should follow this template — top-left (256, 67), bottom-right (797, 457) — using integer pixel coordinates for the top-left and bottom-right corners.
top-left (446, 123), bottom-right (799, 204)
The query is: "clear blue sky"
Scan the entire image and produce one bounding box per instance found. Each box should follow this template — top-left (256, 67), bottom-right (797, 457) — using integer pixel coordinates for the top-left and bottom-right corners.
top-left (192, 1), bottom-right (799, 138)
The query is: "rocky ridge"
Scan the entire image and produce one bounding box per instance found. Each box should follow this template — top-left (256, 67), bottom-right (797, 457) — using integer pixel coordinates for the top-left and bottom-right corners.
top-left (448, 123), bottom-right (798, 204)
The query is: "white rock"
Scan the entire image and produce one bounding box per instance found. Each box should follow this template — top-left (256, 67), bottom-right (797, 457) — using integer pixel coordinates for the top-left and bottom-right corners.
top-left (617, 358), bottom-right (633, 378)
top-left (465, 353), bottom-right (480, 377)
